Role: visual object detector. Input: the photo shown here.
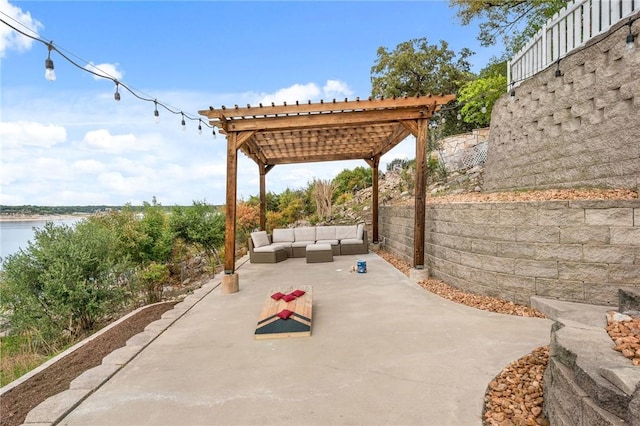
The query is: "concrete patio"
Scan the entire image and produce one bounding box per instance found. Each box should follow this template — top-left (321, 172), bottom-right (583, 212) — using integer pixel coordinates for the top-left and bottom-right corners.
top-left (56, 252), bottom-right (552, 426)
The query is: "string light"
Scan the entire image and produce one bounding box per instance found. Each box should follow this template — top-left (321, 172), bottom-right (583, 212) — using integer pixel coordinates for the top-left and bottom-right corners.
top-left (1, 16), bottom-right (214, 134)
top-left (554, 60), bottom-right (562, 78)
top-left (114, 81), bottom-right (121, 101)
top-left (44, 42), bottom-right (55, 81)
top-left (181, 112), bottom-right (186, 131)
top-left (198, 119), bottom-right (203, 135)
top-left (154, 100), bottom-right (160, 124)
top-left (627, 19), bottom-right (636, 51)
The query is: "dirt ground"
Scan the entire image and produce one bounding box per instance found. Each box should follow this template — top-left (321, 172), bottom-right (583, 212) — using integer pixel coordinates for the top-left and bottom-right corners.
top-left (0, 302), bottom-right (176, 426)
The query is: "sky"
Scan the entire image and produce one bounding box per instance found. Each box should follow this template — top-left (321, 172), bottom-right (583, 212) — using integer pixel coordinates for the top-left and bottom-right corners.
top-left (0, 0), bottom-right (503, 207)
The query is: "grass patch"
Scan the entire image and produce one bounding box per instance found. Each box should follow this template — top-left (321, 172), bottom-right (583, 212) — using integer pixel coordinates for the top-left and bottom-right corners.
top-left (0, 334), bottom-right (52, 387)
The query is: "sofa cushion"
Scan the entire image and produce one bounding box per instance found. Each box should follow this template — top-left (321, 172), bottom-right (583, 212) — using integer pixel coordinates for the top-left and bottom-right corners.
top-left (294, 227), bottom-right (316, 242)
top-left (335, 225), bottom-right (357, 240)
top-left (251, 231), bottom-right (270, 248)
top-left (253, 244), bottom-right (283, 253)
top-left (340, 238), bottom-right (364, 245)
top-left (292, 240), bottom-right (315, 248)
top-left (316, 239), bottom-right (339, 246)
top-left (357, 223), bottom-right (364, 240)
top-left (273, 228), bottom-right (295, 243)
top-left (315, 226), bottom-right (336, 241)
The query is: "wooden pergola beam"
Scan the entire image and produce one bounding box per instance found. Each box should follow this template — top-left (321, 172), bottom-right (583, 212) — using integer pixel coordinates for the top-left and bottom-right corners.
top-left (220, 109), bottom-right (434, 133)
top-left (199, 95), bottom-right (455, 120)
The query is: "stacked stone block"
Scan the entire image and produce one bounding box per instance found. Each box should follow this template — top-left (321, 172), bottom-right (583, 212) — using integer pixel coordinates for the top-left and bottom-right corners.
top-left (485, 12), bottom-right (640, 192)
top-left (380, 199), bottom-right (640, 305)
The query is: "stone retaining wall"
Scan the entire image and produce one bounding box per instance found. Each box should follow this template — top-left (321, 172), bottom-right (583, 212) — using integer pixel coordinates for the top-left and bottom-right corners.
top-left (484, 12), bottom-right (640, 192)
top-left (380, 199), bottom-right (640, 305)
top-left (533, 293), bottom-right (640, 426)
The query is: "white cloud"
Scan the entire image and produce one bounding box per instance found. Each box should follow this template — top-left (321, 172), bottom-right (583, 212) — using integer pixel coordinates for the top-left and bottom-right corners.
top-left (0, 161), bottom-right (24, 185)
top-left (0, 121), bottom-right (67, 148)
top-left (72, 159), bottom-right (107, 174)
top-left (81, 129), bottom-right (143, 154)
top-left (0, 0), bottom-right (42, 58)
top-left (259, 83), bottom-right (321, 105)
top-left (84, 62), bottom-right (124, 81)
top-left (229, 80), bottom-right (354, 109)
top-left (323, 80), bottom-right (353, 98)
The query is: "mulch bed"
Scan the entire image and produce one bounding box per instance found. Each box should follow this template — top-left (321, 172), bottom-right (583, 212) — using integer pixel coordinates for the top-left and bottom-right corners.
top-left (0, 302), bottom-right (176, 426)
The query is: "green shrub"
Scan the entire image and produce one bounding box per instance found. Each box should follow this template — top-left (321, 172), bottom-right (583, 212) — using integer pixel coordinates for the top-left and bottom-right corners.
top-left (136, 262), bottom-right (169, 304)
top-left (0, 221), bottom-right (130, 345)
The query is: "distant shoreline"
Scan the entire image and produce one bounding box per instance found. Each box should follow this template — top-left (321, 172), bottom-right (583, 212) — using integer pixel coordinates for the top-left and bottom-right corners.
top-left (0, 214), bottom-right (90, 223)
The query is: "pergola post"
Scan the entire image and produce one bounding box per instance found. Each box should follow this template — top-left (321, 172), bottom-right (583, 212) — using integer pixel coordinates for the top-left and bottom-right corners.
top-left (413, 119), bottom-right (428, 269)
top-left (222, 132), bottom-right (239, 294)
top-left (259, 162), bottom-right (267, 231)
top-left (366, 155), bottom-right (381, 245)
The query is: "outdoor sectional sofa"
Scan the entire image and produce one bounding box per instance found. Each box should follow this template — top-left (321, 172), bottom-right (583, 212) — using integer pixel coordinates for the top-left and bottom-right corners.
top-left (248, 224), bottom-right (368, 263)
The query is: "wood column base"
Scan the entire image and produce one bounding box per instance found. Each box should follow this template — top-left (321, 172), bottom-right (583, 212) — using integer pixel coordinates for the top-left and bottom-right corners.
top-left (222, 273), bottom-right (239, 294)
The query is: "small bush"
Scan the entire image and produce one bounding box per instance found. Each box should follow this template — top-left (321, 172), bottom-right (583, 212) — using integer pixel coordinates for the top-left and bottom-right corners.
top-left (136, 262), bottom-right (170, 304)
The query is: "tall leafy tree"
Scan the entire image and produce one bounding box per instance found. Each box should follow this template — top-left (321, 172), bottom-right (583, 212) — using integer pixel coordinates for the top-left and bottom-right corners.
top-left (170, 201), bottom-right (225, 266)
top-left (449, 0), bottom-right (568, 56)
top-left (371, 38), bottom-right (474, 97)
top-left (370, 37), bottom-right (476, 139)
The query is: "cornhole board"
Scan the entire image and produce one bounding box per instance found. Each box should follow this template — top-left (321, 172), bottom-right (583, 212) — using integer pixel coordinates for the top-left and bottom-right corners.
top-left (255, 285), bottom-right (312, 339)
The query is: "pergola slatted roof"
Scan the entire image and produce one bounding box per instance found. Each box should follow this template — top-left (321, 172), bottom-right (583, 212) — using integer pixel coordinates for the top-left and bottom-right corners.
top-left (200, 95), bottom-right (455, 166)
top-left (198, 94), bottom-right (456, 293)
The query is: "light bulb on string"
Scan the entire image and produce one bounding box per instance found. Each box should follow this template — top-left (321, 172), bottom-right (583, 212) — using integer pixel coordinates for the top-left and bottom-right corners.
top-left (457, 112), bottom-right (462, 121)
top-left (198, 119), bottom-right (203, 135)
top-left (114, 81), bottom-right (121, 101)
top-left (44, 42), bottom-right (56, 81)
top-left (181, 113), bottom-right (186, 131)
top-left (154, 100), bottom-right (160, 124)
top-left (626, 20), bottom-right (635, 51)
top-left (213, 127), bottom-right (217, 139)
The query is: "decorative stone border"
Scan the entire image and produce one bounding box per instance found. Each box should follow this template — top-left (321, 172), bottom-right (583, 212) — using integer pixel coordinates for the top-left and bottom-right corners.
top-left (3, 263), bottom-right (237, 426)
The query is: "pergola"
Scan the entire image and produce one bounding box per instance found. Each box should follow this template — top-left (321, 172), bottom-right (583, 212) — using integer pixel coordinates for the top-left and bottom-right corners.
top-left (199, 95), bottom-right (455, 293)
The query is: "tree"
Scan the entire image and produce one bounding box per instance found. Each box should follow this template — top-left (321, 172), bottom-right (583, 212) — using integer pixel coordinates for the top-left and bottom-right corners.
top-left (370, 37), bottom-right (476, 138)
top-left (137, 201), bottom-right (173, 264)
top-left (236, 201), bottom-right (260, 245)
top-left (0, 221), bottom-right (130, 345)
top-left (456, 60), bottom-right (508, 127)
top-left (449, 0), bottom-right (568, 56)
top-left (333, 167), bottom-right (372, 200)
top-left (170, 201), bottom-right (225, 267)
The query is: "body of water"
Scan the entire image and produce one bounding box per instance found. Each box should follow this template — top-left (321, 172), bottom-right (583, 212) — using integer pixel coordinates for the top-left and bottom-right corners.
top-left (0, 219), bottom-right (82, 263)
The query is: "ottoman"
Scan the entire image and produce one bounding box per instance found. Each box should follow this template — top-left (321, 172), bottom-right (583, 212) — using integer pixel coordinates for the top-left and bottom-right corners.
top-left (306, 243), bottom-right (333, 263)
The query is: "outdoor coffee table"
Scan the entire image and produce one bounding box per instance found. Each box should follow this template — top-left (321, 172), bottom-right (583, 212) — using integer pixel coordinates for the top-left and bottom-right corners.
top-left (255, 285), bottom-right (312, 339)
